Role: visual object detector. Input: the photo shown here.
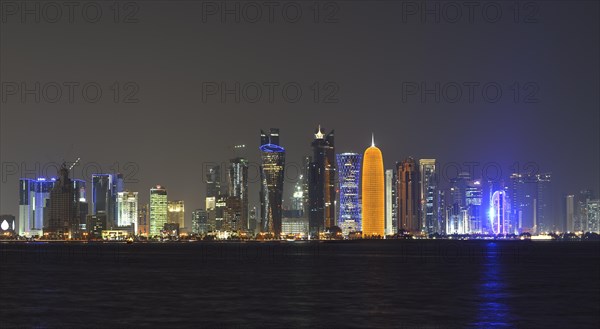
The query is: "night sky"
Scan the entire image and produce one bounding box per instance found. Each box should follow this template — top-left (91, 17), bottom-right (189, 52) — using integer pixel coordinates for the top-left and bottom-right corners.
top-left (1, 1), bottom-right (598, 229)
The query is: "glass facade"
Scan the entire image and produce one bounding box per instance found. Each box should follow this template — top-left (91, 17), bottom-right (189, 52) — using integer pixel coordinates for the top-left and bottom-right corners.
top-left (337, 153), bottom-right (362, 236)
top-left (150, 185), bottom-right (168, 236)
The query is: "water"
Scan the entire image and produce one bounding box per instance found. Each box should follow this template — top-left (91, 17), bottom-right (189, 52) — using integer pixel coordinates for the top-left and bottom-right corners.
top-left (1, 240), bottom-right (598, 328)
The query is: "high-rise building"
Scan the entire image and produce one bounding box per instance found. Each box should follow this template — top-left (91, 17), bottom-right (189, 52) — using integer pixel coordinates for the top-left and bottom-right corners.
top-left (18, 177), bottom-right (55, 237)
top-left (150, 185), bottom-right (168, 236)
top-left (337, 153), bottom-right (362, 236)
top-left (259, 128), bottom-right (285, 238)
top-left (361, 135), bottom-right (384, 238)
top-left (228, 157), bottom-right (249, 231)
top-left (510, 172), bottom-right (552, 234)
top-left (465, 180), bottom-right (483, 234)
top-left (308, 125), bottom-right (336, 236)
top-left (44, 164), bottom-right (82, 239)
top-left (192, 209), bottom-right (208, 234)
top-left (490, 190), bottom-right (510, 235)
top-left (565, 195), bottom-right (575, 232)
top-left (397, 157), bottom-right (419, 234)
top-left (385, 169), bottom-right (395, 236)
top-left (206, 165), bottom-right (221, 198)
top-left (168, 200), bottom-right (185, 230)
top-left (585, 199), bottom-right (600, 233)
top-left (419, 159), bottom-right (438, 234)
top-left (117, 191), bottom-right (138, 232)
top-left (138, 204), bottom-right (149, 236)
top-left (536, 173), bottom-right (552, 232)
top-left (92, 174), bottom-right (117, 229)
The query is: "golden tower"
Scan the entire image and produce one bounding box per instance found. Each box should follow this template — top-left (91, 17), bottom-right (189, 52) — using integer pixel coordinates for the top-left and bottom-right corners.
top-left (361, 134), bottom-right (385, 237)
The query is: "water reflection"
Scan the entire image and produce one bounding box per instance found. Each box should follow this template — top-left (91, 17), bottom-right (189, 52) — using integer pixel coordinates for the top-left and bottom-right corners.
top-left (472, 242), bottom-right (512, 327)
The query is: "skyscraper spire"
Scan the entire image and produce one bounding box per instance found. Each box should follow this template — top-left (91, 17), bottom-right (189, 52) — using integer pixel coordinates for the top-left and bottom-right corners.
top-left (371, 133), bottom-right (375, 147)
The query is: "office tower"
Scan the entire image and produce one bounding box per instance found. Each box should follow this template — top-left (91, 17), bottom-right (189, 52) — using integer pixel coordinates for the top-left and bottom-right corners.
top-left (510, 173), bottom-right (536, 232)
top-left (385, 169), bottom-right (394, 236)
top-left (337, 153), bottom-right (362, 236)
top-left (138, 204), bottom-right (149, 236)
top-left (206, 165), bottom-right (221, 198)
top-left (302, 155), bottom-right (311, 215)
top-left (224, 196), bottom-right (242, 231)
top-left (18, 177), bottom-right (55, 237)
top-left (536, 173), bottom-right (552, 232)
top-left (192, 209), bottom-right (208, 234)
top-left (72, 179), bottom-right (88, 233)
top-left (259, 128), bottom-right (285, 238)
top-left (361, 135), bottom-right (384, 238)
top-left (465, 180), bottom-right (483, 233)
top-left (576, 190), bottom-right (594, 231)
top-left (168, 200), bottom-right (185, 230)
top-left (249, 206), bottom-right (257, 235)
top-left (206, 196), bottom-right (217, 232)
top-left (585, 199), bottom-right (600, 233)
top-left (228, 157), bottom-right (249, 231)
top-left (419, 159), bottom-right (438, 234)
top-left (92, 174), bottom-right (117, 229)
top-left (215, 195), bottom-right (227, 231)
top-left (150, 185), bottom-right (168, 236)
top-left (115, 173), bottom-right (124, 194)
top-left (87, 214), bottom-right (107, 239)
top-left (0, 215), bottom-right (16, 234)
top-left (291, 177), bottom-right (305, 214)
top-left (490, 190), bottom-right (510, 235)
top-left (438, 190), bottom-right (446, 235)
top-left (565, 195), bottom-right (575, 232)
top-left (509, 172), bottom-right (552, 234)
top-left (308, 125), bottom-right (336, 236)
top-left (397, 157), bottom-right (419, 234)
top-left (45, 164), bottom-right (81, 239)
top-left (117, 191), bottom-right (138, 232)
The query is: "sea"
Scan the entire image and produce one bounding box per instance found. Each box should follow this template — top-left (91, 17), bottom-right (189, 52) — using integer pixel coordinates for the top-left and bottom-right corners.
top-left (0, 240), bottom-right (598, 328)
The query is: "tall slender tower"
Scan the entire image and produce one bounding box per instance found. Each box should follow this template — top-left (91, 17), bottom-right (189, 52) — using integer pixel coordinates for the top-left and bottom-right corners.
top-left (361, 135), bottom-right (384, 238)
top-left (150, 185), bottom-right (168, 236)
top-left (397, 157), bottom-right (419, 234)
top-left (308, 125), bottom-right (336, 236)
top-left (336, 153), bottom-right (362, 236)
top-left (259, 128), bottom-right (285, 238)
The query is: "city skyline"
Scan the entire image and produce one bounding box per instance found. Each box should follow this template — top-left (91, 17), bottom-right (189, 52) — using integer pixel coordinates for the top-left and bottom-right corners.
top-left (2, 124), bottom-right (600, 236)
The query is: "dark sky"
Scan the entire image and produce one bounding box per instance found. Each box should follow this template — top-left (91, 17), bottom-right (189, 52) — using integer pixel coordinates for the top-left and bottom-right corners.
top-left (1, 0), bottom-right (599, 228)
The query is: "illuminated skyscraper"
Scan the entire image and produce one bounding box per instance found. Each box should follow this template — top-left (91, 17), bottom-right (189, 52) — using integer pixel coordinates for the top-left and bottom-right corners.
top-left (419, 159), bottom-right (438, 234)
top-left (192, 209), bottom-right (208, 234)
top-left (490, 190), bottom-right (510, 235)
top-left (361, 135), bottom-right (384, 237)
top-left (206, 165), bottom-right (221, 198)
top-left (117, 191), bottom-right (138, 232)
top-left (92, 174), bottom-right (117, 229)
top-left (168, 200), bottom-right (185, 230)
top-left (308, 125), bottom-right (336, 236)
top-left (465, 180), bottom-right (483, 233)
top-left (259, 128), bottom-right (285, 238)
top-left (336, 153), bottom-right (362, 236)
top-left (385, 169), bottom-right (395, 236)
top-left (18, 177), bottom-right (55, 237)
top-left (397, 157), bottom-right (419, 234)
top-left (138, 204), bottom-right (149, 236)
top-left (228, 157), bottom-right (249, 231)
top-left (150, 185), bottom-right (168, 236)
top-left (565, 195), bottom-right (575, 232)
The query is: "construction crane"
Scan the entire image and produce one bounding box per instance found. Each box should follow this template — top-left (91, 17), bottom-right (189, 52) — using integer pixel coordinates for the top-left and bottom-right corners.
top-left (68, 157), bottom-right (81, 171)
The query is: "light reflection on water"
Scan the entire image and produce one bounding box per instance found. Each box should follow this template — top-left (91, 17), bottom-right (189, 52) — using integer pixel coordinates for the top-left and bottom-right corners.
top-left (472, 242), bottom-right (513, 328)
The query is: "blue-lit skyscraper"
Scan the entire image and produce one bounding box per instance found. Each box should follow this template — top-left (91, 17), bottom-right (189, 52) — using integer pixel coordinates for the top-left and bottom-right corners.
top-left (18, 177), bottom-right (56, 237)
top-left (92, 174), bottom-right (117, 229)
top-left (336, 153), bottom-right (362, 236)
top-left (259, 128), bottom-right (285, 237)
